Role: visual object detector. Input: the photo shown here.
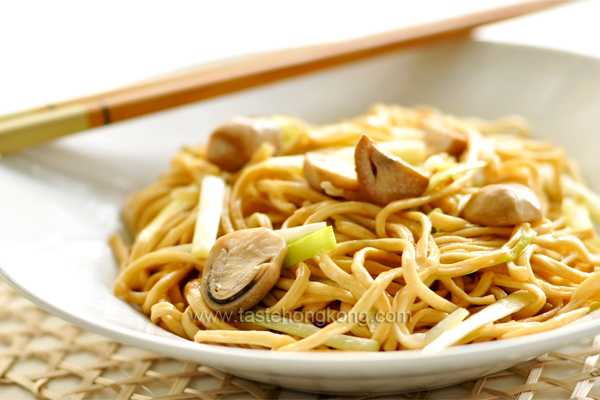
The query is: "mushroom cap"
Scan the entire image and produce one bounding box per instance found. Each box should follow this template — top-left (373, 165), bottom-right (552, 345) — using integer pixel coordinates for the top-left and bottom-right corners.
top-left (461, 183), bottom-right (543, 227)
top-left (201, 228), bottom-right (287, 313)
top-left (354, 134), bottom-right (430, 205)
top-left (420, 116), bottom-right (468, 157)
top-left (207, 116), bottom-right (283, 172)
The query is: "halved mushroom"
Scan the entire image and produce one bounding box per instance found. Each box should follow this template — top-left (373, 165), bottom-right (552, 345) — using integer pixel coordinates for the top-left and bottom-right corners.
top-left (461, 183), bottom-right (543, 227)
top-left (207, 116), bottom-right (283, 172)
top-left (303, 152), bottom-right (367, 201)
top-left (355, 135), bottom-right (430, 205)
top-left (201, 228), bottom-right (287, 313)
top-left (420, 116), bottom-right (468, 157)
top-left (304, 152), bottom-right (358, 191)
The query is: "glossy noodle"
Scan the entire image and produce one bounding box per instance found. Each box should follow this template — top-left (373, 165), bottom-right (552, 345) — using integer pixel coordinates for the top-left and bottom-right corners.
top-left (111, 104), bottom-right (600, 352)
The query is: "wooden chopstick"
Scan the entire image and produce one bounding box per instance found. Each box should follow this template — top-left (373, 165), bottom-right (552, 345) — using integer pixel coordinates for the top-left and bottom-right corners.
top-left (0, 0), bottom-right (571, 154)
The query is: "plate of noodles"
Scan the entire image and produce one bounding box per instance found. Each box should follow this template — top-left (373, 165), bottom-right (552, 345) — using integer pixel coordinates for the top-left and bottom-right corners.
top-left (2, 38), bottom-right (600, 395)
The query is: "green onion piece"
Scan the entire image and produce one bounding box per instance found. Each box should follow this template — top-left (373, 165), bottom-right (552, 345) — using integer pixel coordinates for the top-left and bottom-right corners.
top-left (423, 308), bottom-right (470, 343)
top-left (283, 225), bottom-right (337, 267)
top-left (496, 227), bottom-right (537, 264)
top-left (136, 197), bottom-right (195, 243)
top-left (274, 222), bottom-right (327, 243)
top-left (240, 313), bottom-right (380, 351)
top-left (426, 161), bottom-right (487, 193)
top-left (589, 301), bottom-right (600, 312)
top-left (444, 227), bottom-right (536, 277)
top-left (423, 291), bottom-right (534, 353)
top-left (393, 305), bottom-right (468, 349)
top-left (192, 175), bottom-right (225, 258)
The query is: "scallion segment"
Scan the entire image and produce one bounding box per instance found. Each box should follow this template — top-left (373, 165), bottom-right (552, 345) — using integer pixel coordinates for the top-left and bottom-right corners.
top-left (136, 197), bottom-right (195, 243)
top-left (393, 306), bottom-right (469, 349)
top-left (423, 308), bottom-right (470, 343)
top-left (283, 225), bottom-right (337, 267)
top-left (423, 291), bottom-right (534, 353)
top-left (274, 222), bottom-right (327, 243)
top-left (426, 161), bottom-right (487, 193)
top-left (497, 227), bottom-right (537, 264)
top-left (240, 313), bottom-right (380, 352)
top-left (192, 175), bottom-right (226, 258)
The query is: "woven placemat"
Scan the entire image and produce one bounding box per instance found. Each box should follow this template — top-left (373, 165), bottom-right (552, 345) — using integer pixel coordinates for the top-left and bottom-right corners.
top-left (0, 278), bottom-right (599, 400)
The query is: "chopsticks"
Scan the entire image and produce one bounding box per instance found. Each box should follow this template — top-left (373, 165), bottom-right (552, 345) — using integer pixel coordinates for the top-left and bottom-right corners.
top-left (0, 0), bottom-right (571, 154)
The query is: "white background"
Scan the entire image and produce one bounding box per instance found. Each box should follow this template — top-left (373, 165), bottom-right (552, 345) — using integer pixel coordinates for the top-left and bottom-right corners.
top-left (1, 0), bottom-right (598, 115)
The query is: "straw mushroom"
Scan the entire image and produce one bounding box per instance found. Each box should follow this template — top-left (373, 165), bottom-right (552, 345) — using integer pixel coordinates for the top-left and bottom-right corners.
top-left (461, 183), bottom-right (543, 226)
top-left (420, 116), bottom-right (467, 156)
top-left (355, 134), bottom-right (430, 205)
top-left (207, 116), bottom-right (283, 172)
top-left (201, 228), bottom-right (287, 313)
top-left (303, 152), bottom-right (366, 201)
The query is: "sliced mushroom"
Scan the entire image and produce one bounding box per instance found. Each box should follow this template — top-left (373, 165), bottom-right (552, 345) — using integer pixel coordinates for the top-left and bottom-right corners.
top-left (420, 116), bottom-right (467, 157)
top-left (461, 183), bottom-right (543, 226)
top-left (207, 116), bottom-right (283, 172)
top-left (201, 228), bottom-right (287, 313)
top-left (303, 151), bottom-right (367, 201)
top-left (355, 135), bottom-right (430, 205)
top-left (304, 152), bottom-right (358, 191)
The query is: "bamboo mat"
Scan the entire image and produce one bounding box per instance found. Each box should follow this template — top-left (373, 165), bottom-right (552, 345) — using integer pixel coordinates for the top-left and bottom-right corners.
top-left (0, 278), bottom-right (599, 400)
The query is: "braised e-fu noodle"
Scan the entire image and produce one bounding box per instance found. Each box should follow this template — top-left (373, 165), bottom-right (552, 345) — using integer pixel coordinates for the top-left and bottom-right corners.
top-left (111, 104), bottom-right (600, 352)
